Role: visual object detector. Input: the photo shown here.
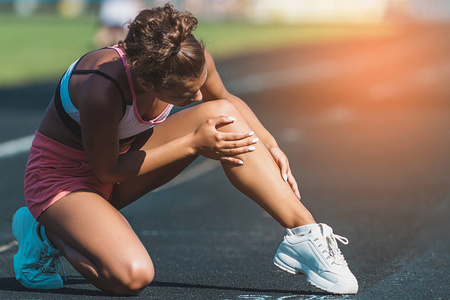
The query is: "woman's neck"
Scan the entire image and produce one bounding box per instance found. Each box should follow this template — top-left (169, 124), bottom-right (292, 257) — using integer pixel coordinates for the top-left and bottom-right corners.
top-left (134, 90), bottom-right (167, 121)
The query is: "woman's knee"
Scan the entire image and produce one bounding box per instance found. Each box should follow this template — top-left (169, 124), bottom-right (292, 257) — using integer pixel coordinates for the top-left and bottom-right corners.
top-left (200, 99), bottom-right (241, 119)
top-left (197, 99), bottom-right (251, 132)
top-left (104, 258), bottom-right (154, 295)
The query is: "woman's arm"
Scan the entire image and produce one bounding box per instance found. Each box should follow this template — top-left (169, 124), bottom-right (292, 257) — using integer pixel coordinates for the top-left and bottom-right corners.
top-left (201, 49), bottom-right (278, 149)
top-left (77, 75), bottom-right (251, 184)
top-left (201, 49), bottom-right (301, 199)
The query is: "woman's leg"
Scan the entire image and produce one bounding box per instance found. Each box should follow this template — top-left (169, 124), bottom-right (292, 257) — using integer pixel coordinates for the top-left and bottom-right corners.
top-left (35, 99), bottom-right (313, 295)
top-left (37, 191), bottom-right (154, 295)
top-left (112, 100), bottom-right (315, 228)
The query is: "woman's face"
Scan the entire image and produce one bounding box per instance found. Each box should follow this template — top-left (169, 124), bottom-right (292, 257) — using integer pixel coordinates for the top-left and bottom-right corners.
top-left (154, 67), bottom-right (208, 107)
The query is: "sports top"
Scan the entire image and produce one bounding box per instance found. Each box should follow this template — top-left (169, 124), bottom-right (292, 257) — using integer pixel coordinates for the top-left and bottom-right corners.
top-left (55, 45), bottom-right (173, 143)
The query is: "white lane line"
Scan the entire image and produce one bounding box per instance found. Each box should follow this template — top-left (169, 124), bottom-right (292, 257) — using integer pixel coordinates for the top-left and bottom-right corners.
top-left (0, 134), bottom-right (34, 160)
top-left (0, 240), bottom-right (18, 253)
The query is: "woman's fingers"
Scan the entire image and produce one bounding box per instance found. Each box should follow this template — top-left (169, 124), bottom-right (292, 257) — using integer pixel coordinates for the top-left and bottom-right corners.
top-left (208, 116), bottom-right (258, 151)
top-left (218, 144), bottom-right (257, 155)
top-left (267, 146), bottom-right (301, 199)
top-left (219, 135), bottom-right (259, 149)
top-left (282, 160), bottom-right (301, 199)
top-left (208, 115), bottom-right (237, 127)
top-left (287, 169), bottom-right (301, 199)
top-left (208, 115), bottom-right (256, 145)
top-left (220, 156), bottom-right (244, 166)
top-left (270, 147), bottom-right (289, 181)
top-left (279, 157), bottom-right (289, 182)
top-left (210, 115), bottom-right (255, 141)
top-left (219, 130), bottom-right (255, 141)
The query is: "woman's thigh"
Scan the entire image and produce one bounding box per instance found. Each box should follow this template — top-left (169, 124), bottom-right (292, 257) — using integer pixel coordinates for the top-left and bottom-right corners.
top-left (38, 190), bottom-right (154, 283)
top-left (144, 99), bottom-right (243, 147)
top-left (111, 100), bottom-right (247, 208)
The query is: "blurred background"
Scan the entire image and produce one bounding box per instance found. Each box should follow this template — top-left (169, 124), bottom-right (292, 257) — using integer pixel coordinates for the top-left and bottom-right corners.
top-left (0, 1), bottom-right (449, 298)
top-left (1, 0), bottom-right (450, 87)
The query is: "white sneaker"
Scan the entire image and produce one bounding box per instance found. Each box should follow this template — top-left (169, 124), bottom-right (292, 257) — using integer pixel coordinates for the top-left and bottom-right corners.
top-left (273, 223), bottom-right (358, 294)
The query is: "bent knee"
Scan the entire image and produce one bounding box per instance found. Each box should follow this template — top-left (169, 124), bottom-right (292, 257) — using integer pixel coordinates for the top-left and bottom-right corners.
top-left (201, 99), bottom-right (240, 118)
top-left (104, 259), bottom-right (154, 296)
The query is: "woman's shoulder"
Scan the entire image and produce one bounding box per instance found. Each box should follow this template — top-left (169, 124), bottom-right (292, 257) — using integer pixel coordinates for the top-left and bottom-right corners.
top-left (71, 48), bottom-right (131, 102)
top-left (75, 47), bottom-right (124, 76)
top-left (69, 48), bottom-right (129, 116)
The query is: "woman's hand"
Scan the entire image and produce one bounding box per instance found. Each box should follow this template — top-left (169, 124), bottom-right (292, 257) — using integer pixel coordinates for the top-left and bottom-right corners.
top-left (269, 146), bottom-right (301, 199)
top-left (193, 116), bottom-right (258, 165)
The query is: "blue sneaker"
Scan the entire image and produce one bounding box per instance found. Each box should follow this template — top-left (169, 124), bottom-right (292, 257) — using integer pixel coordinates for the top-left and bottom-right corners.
top-left (12, 207), bottom-right (63, 289)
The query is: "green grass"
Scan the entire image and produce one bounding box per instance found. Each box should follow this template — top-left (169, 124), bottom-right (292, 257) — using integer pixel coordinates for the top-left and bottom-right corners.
top-left (0, 14), bottom-right (397, 88)
top-left (0, 15), bottom-right (98, 87)
top-left (196, 22), bottom-right (397, 58)
top-left (0, 15), bottom-right (96, 86)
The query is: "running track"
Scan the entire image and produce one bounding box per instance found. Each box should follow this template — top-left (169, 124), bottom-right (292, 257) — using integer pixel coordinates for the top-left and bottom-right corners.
top-left (0, 24), bottom-right (449, 299)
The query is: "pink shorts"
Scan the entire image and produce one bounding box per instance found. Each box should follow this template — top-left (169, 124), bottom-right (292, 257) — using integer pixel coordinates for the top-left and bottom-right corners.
top-left (24, 132), bottom-right (114, 220)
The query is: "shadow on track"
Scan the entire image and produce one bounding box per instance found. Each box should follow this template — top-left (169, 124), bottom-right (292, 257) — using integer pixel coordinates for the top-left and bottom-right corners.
top-left (0, 276), bottom-right (103, 296)
top-left (150, 280), bottom-right (329, 296)
top-left (0, 276), bottom-right (330, 297)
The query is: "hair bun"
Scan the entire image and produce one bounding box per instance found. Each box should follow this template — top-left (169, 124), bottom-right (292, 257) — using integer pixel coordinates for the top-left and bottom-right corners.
top-left (124, 3), bottom-right (205, 90)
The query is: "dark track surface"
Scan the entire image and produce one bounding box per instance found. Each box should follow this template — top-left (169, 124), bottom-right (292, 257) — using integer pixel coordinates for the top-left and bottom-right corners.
top-left (0, 24), bottom-right (449, 299)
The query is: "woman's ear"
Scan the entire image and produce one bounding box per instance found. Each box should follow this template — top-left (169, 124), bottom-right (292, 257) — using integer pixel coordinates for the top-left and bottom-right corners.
top-left (137, 78), bottom-right (153, 92)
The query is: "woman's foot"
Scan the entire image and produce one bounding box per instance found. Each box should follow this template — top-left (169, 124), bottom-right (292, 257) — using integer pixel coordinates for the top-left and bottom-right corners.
top-left (12, 207), bottom-right (63, 289)
top-left (273, 223), bottom-right (358, 294)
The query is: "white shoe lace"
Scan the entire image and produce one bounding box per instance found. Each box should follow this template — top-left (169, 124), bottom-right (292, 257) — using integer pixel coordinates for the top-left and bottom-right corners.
top-left (314, 232), bottom-right (349, 266)
top-left (37, 249), bottom-right (66, 280)
top-left (326, 233), bottom-right (349, 266)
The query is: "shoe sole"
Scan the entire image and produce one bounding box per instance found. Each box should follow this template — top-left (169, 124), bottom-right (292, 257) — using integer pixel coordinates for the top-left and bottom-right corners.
top-left (273, 252), bottom-right (358, 294)
top-left (12, 208), bottom-right (63, 290)
top-left (12, 208), bottom-right (29, 283)
top-left (12, 208), bottom-right (26, 246)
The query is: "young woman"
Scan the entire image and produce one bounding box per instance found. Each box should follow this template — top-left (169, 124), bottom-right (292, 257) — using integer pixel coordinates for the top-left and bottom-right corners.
top-left (12, 4), bottom-right (358, 296)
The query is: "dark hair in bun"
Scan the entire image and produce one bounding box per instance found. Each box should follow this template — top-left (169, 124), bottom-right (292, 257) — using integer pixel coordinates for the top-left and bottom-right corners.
top-left (124, 3), bottom-right (205, 90)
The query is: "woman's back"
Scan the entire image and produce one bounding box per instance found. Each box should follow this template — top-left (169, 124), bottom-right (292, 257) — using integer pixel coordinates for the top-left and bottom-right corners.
top-left (39, 48), bottom-right (148, 152)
